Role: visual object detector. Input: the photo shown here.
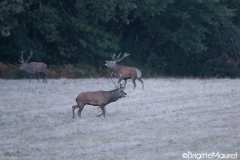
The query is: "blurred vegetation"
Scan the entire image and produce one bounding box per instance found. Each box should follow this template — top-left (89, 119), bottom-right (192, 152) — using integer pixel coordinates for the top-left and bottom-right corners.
top-left (1, 0), bottom-right (240, 78)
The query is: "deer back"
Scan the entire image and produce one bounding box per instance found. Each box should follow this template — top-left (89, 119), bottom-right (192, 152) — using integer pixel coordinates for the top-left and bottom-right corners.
top-left (19, 62), bottom-right (47, 74)
top-left (76, 89), bottom-right (126, 106)
top-left (76, 91), bottom-right (106, 105)
top-left (118, 66), bottom-right (141, 78)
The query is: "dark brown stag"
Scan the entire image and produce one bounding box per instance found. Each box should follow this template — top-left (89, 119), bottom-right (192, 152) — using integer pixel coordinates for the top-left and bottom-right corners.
top-left (72, 83), bottom-right (127, 118)
top-left (105, 53), bottom-right (144, 89)
top-left (19, 51), bottom-right (47, 83)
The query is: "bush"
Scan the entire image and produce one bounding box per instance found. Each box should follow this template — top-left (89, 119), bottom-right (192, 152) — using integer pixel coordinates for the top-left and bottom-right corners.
top-left (0, 62), bottom-right (20, 78)
top-left (0, 63), bottom-right (105, 79)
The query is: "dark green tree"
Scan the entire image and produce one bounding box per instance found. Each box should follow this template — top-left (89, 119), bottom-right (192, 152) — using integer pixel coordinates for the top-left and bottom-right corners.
top-left (0, 0), bottom-right (240, 78)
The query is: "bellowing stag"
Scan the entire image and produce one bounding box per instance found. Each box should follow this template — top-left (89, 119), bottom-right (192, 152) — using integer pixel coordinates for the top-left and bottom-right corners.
top-left (19, 51), bottom-right (47, 83)
top-left (105, 53), bottom-right (144, 89)
top-left (72, 81), bottom-right (127, 118)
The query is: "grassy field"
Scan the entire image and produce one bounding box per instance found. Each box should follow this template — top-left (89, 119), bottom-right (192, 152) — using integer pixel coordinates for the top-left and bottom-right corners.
top-left (0, 78), bottom-right (239, 160)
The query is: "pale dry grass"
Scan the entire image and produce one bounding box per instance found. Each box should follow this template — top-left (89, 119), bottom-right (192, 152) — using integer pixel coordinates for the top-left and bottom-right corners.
top-left (0, 78), bottom-right (239, 160)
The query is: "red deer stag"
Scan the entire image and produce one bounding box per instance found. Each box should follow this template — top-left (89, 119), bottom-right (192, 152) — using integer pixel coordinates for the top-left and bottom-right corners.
top-left (19, 51), bottom-right (47, 83)
top-left (105, 53), bottom-right (144, 89)
top-left (72, 82), bottom-right (127, 118)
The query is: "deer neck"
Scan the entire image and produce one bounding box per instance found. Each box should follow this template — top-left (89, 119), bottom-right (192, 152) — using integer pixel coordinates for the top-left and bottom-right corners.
top-left (108, 89), bottom-right (120, 103)
top-left (20, 63), bottom-right (33, 73)
top-left (111, 63), bottom-right (122, 73)
top-left (20, 63), bottom-right (28, 70)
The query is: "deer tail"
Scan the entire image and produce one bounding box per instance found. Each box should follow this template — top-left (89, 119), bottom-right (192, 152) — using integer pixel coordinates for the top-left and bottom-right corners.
top-left (74, 96), bottom-right (77, 101)
top-left (136, 69), bottom-right (142, 79)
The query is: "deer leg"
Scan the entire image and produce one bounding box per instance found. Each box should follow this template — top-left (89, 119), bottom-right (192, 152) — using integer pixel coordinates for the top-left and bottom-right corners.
top-left (39, 72), bottom-right (44, 83)
top-left (72, 105), bottom-right (79, 119)
top-left (97, 106), bottom-right (105, 117)
top-left (117, 78), bottom-right (123, 87)
top-left (39, 72), bottom-right (43, 82)
top-left (36, 73), bottom-right (39, 83)
top-left (77, 105), bottom-right (85, 118)
top-left (124, 79), bottom-right (127, 88)
top-left (132, 78), bottom-right (137, 89)
top-left (119, 78), bottom-right (127, 88)
top-left (40, 72), bottom-right (47, 83)
top-left (138, 78), bottom-right (144, 89)
top-left (43, 72), bottom-right (47, 83)
top-left (29, 74), bottom-right (33, 83)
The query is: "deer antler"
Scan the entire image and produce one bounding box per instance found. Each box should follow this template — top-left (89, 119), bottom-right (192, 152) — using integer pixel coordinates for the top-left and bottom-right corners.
top-left (112, 54), bottom-right (116, 60)
top-left (110, 72), bottom-right (125, 89)
top-left (116, 52), bottom-right (130, 62)
top-left (119, 82), bottom-right (125, 90)
top-left (24, 51), bottom-right (33, 63)
top-left (19, 51), bottom-right (25, 63)
top-left (19, 51), bottom-right (33, 63)
top-left (110, 72), bottom-right (119, 88)
top-left (117, 53), bottom-right (122, 59)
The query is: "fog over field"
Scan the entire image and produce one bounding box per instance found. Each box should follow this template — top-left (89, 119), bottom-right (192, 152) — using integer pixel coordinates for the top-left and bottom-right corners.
top-left (0, 78), bottom-right (239, 160)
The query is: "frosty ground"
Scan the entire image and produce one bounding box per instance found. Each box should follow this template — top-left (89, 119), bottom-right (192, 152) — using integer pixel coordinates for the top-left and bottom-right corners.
top-left (0, 78), bottom-right (239, 160)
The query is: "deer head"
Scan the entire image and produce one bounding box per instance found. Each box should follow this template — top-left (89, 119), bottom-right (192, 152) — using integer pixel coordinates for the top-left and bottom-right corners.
top-left (105, 53), bottom-right (130, 68)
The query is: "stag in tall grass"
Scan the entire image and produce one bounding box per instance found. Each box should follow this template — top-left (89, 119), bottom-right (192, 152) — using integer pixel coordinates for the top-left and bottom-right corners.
top-left (72, 80), bottom-right (127, 118)
top-left (105, 53), bottom-right (144, 89)
top-left (19, 51), bottom-right (47, 83)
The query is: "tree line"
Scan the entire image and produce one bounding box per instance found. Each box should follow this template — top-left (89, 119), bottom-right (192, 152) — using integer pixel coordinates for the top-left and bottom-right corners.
top-left (1, 0), bottom-right (240, 78)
